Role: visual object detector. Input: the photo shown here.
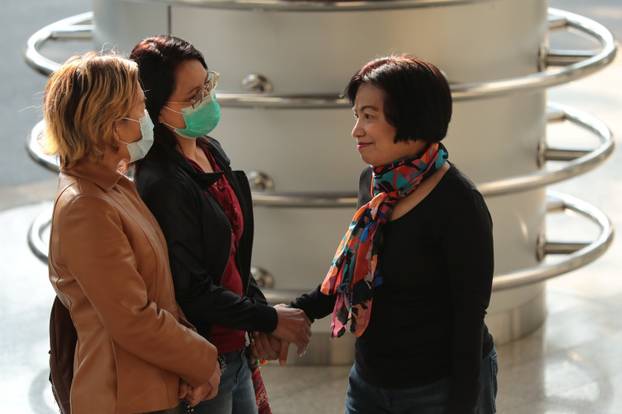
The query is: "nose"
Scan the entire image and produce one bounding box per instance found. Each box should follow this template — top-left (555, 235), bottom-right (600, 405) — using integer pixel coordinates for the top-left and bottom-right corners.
top-left (352, 118), bottom-right (364, 139)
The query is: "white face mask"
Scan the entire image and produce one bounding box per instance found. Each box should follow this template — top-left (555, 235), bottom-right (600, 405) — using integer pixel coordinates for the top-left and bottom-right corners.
top-left (120, 110), bottom-right (155, 163)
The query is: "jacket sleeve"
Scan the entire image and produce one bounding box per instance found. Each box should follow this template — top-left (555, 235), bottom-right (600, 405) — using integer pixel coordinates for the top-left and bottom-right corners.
top-left (291, 168), bottom-right (370, 320)
top-left (290, 285), bottom-right (335, 322)
top-left (140, 178), bottom-right (278, 333)
top-left (247, 275), bottom-right (269, 306)
top-left (443, 189), bottom-right (494, 414)
top-left (59, 195), bottom-right (217, 387)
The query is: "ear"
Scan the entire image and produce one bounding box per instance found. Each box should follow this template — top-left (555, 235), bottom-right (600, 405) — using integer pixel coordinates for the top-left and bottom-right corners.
top-left (111, 120), bottom-right (120, 140)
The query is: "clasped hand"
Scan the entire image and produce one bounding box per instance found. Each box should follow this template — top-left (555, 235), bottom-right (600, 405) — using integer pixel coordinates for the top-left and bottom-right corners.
top-left (179, 362), bottom-right (221, 407)
top-left (251, 304), bottom-right (311, 365)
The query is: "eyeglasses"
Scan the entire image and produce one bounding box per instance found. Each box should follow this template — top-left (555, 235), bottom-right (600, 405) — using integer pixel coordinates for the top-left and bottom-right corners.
top-left (169, 71), bottom-right (220, 109)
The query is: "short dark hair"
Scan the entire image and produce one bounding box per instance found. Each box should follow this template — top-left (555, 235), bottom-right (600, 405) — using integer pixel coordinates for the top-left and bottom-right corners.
top-left (129, 35), bottom-right (207, 148)
top-left (345, 55), bottom-right (452, 143)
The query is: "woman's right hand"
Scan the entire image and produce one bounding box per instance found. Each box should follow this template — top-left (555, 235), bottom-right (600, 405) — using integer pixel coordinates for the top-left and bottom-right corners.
top-left (272, 304), bottom-right (311, 355)
top-left (185, 363), bottom-right (221, 406)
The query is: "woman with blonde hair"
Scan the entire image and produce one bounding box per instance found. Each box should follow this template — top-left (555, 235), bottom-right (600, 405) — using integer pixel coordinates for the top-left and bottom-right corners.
top-left (45, 52), bottom-right (221, 414)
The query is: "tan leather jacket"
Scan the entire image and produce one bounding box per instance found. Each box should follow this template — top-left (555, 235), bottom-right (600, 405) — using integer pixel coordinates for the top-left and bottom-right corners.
top-left (48, 161), bottom-right (217, 414)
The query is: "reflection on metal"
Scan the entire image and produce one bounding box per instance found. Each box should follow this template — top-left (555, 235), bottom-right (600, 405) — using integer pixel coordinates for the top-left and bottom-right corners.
top-left (493, 192), bottom-right (614, 291)
top-left (27, 121), bottom-right (59, 172)
top-left (27, 193), bottom-right (614, 298)
top-left (247, 170), bottom-right (275, 191)
top-left (242, 74), bottom-right (274, 93)
top-left (250, 266), bottom-right (275, 289)
top-left (259, 192), bottom-right (614, 302)
top-left (127, 0), bottom-right (494, 12)
top-left (24, 12), bottom-right (93, 76)
top-left (27, 204), bottom-right (53, 264)
top-left (24, 10), bottom-right (616, 104)
top-left (27, 104), bottom-right (615, 206)
top-left (478, 103), bottom-right (614, 197)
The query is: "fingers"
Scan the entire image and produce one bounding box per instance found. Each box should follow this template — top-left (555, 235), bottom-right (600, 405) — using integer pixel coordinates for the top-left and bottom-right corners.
top-left (296, 341), bottom-right (309, 357)
top-left (273, 306), bottom-right (312, 346)
top-left (205, 382), bottom-right (219, 400)
top-left (278, 341), bottom-right (289, 366)
top-left (268, 334), bottom-right (282, 354)
top-left (178, 381), bottom-right (190, 400)
top-left (253, 332), bottom-right (279, 360)
top-left (186, 384), bottom-right (209, 407)
top-left (206, 364), bottom-right (221, 401)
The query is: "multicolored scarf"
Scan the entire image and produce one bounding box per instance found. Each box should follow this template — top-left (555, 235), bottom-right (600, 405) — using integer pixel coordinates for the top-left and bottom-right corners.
top-left (320, 143), bottom-right (448, 337)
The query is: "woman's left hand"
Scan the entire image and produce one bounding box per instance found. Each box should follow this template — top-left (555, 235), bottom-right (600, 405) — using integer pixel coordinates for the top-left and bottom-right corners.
top-left (251, 332), bottom-right (279, 360)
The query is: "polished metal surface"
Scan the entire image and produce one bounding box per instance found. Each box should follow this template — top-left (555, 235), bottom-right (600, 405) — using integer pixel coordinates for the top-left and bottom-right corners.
top-left (29, 192), bottom-right (612, 294)
top-left (126, 0), bottom-right (493, 12)
top-left (24, 12), bottom-right (92, 76)
top-left (26, 204), bottom-right (52, 264)
top-left (492, 192), bottom-right (614, 291)
top-left (250, 266), bottom-right (276, 289)
top-left (242, 74), bottom-right (274, 93)
top-left (27, 104), bottom-right (615, 206)
top-left (247, 170), bottom-right (275, 191)
top-left (224, 192), bottom-right (616, 303)
top-left (24, 10), bottom-right (617, 104)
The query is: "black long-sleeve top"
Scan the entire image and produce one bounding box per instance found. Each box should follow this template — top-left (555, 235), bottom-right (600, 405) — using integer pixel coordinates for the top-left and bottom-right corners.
top-left (292, 164), bottom-right (494, 413)
top-left (135, 133), bottom-right (278, 339)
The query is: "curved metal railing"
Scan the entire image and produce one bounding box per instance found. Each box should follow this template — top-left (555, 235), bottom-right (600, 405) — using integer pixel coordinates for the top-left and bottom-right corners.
top-left (24, 12), bottom-right (93, 77)
top-left (29, 104), bottom-right (610, 207)
top-left (260, 192), bottom-right (614, 302)
top-left (27, 192), bottom-right (612, 297)
top-left (127, 0), bottom-right (493, 12)
top-left (24, 9), bottom-right (617, 104)
top-left (21, 5), bottom-right (616, 296)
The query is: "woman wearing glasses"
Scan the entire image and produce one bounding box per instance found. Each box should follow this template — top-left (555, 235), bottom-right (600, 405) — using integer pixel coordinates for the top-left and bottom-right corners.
top-left (130, 36), bottom-right (311, 414)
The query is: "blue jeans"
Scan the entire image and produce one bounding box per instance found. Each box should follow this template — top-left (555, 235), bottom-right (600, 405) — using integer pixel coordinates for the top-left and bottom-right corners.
top-left (345, 347), bottom-right (498, 414)
top-left (191, 350), bottom-right (258, 414)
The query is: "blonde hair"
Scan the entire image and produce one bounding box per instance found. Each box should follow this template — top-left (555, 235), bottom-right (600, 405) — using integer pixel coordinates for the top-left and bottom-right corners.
top-left (43, 52), bottom-right (141, 168)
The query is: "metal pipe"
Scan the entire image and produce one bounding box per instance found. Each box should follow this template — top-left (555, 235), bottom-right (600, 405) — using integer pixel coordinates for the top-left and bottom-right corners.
top-left (26, 193), bottom-right (614, 295)
top-left (23, 9), bottom-right (617, 103)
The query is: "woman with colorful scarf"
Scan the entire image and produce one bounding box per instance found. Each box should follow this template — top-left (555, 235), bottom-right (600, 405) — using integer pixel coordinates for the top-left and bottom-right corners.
top-left (284, 55), bottom-right (497, 413)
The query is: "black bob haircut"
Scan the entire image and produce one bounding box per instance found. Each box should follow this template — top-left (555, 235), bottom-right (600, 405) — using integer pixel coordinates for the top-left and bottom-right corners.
top-left (345, 55), bottom-right (452, 143)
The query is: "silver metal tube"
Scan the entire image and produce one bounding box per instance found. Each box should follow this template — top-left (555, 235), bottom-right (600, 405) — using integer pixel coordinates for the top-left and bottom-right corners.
top-left (23, 9), bottom-right (617, 103)
top-left (126, 0), bottom-right (495, 12)
top-left (543, 241), bottom-right (590, 255)
top-left (546, 50), bottom-right (598, 66)
top-left (26, 104), bottom-right (615, 204)
top-left (27, 193), bottom-right (614, 295)
top-left (545, 148), bottom-right (591, 161)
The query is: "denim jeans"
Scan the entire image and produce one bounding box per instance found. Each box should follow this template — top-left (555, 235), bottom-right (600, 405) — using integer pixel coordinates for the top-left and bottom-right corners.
top-left (191, 350), bottom-right (258, 414)
top-left (345, 347), bottom-right (498, 414)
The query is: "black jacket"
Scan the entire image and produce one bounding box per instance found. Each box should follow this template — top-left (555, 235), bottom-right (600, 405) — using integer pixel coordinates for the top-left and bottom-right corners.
top-left (135, 135), bottom-right (277, 339)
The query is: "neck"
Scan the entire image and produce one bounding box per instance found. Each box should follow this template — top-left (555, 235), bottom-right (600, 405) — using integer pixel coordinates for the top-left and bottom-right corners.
top-left (175, 135), bottom-right (198, 161)
top-left (404, 139), bottom-right (428, 159)
top-left (100, 148), bottom-right (125, 175)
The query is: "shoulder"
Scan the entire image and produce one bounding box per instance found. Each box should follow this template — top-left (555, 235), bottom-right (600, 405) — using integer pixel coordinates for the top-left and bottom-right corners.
top-left (439, 165), bottom-right (492, 226)
top-left (54, 187), bottom-right (119, 230)
top-left (438, 164), bottom-right (482, 202)
top-left (136, 154), bottom-right (194, 199)
top-left (56, 174), bottom-right (109, 210)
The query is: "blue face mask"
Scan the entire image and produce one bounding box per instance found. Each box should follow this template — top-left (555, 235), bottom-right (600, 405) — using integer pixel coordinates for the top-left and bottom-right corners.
top-left (120, 110), bottom-right (155, 163)
top-left (164, 94), bottom-right (221, 139)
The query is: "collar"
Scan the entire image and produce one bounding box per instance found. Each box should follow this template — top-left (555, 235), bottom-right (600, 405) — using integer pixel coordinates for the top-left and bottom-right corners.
top-left (61, 159), bottom-right (124, 191)
top-left (150, 134), bottom-right (228, 188)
